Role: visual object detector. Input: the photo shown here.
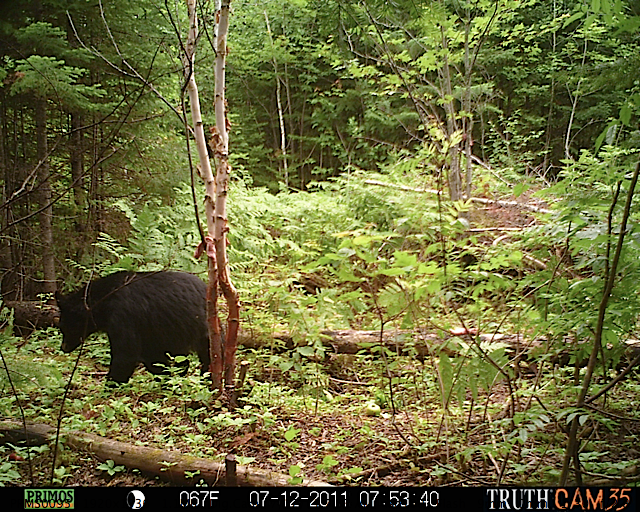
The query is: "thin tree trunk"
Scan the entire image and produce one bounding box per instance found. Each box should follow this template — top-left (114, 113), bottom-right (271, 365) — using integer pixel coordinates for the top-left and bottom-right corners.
top-left (89, 110), bottom-right (101, 233)
top-left (1, 106), bottom-right (24, 301)
top-left (463, 16), bottom-right (473, 201)
top-left (69, 113), bottom-right (85, 212)
top-left (183, 0), bottom-right (224, 391)
top-left (564, 80), bottom-right (581, 161)
top-left (542, 0), bottom-right (558, 174)
top-left (564, 38), bottom-right (588, 160)
top-left (69, 112), bottom-right (86, 240)
top-left (184, 0), bottom-right (239, 398)
top-left (264, 11), bottom-right (288, 188)
top-left (0, 95), bottom-right (14, 300)
top-left (440, 28), bottom-right (461, 201)
top-left (213, 0), bottom-right (240, 399)
top-left (35, 98), bottom-right (55, 295)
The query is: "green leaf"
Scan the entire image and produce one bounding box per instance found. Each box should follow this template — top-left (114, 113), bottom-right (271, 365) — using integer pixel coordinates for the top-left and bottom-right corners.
top-left (322, 455), bottom-right (339, 467)
top-left (284, 426), bottom-right (301, 442)
top-left (392, 251), bottom-right (417, 268)
top-left (337, 268), bottom-right (362, 283)
top-left (438, 353), bottom-right (453, 407)
top-left (583, 14), bottom-right (597, 29)
top-left (518, 428), bottom-right (528, 443)
top-left (379, 267), bottom-right (408, 276)
top-left (297, 346), bottom-right (315, 357)
top-left (289, 465), bottom-right (302, 477)
top-left (619, 103), bottom-right (632, 126)
top-left (563, 11), bottom-right (585, 28)
top-left (352, 235), bottom-right (373, 246)
top-left (513, 183), bottom-right (530, 198)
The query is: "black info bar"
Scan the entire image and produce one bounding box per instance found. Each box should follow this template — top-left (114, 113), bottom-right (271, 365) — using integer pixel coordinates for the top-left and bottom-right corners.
top-left (7, 486), bottom-right (638, 511)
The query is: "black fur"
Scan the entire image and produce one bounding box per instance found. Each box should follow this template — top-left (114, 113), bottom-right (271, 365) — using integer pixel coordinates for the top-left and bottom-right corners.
top-left (55, 271), bottom-right (210, 383)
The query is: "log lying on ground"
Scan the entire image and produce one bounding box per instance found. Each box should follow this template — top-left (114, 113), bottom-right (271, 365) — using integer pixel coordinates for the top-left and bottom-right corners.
top-left (2, 301), bottom-right (59, 337)
top-left (239, 328), bottom-right (540, 359)
top-left (240, 329), bottom-right (640, 372)
top-left (315, 330), bottom-right (640, 361)
top-left (0, 420), bottom-right (330, 487)
top-left (0, 302), bottom-right (535, 358)
top-left (320, 329), bottom-right (537, 358)
top-left (5, 305), bottom-right (637, 364)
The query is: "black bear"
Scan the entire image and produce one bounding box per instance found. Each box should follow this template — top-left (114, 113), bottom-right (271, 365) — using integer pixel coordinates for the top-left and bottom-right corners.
top-left (55, 271), bottom-right (210, 383)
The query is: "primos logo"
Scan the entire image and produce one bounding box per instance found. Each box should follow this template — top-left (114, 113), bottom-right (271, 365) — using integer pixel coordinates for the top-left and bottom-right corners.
top-left (24, 489), bottom-right (74, 509)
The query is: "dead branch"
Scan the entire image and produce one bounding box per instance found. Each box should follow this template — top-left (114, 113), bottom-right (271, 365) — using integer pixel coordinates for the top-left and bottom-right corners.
top-left (364, 179), bottom-right (552, 214)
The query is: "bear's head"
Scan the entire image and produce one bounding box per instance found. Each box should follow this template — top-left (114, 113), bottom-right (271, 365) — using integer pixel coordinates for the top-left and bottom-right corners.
top-left (55, 291), bottom-right (94, 353)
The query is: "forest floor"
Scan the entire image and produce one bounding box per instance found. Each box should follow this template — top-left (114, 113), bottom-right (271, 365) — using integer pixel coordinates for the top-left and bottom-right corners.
top-left (13, 373), bottom-right (640, 488)
top-left (6, 198), bottom-right (640, 488)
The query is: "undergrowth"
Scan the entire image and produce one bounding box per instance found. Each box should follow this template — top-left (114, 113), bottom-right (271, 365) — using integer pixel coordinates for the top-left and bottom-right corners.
top-left (2, 160), bottom-right (640, 486)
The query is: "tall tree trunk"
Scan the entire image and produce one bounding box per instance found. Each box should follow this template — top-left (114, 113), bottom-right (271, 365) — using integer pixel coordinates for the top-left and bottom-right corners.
top-left (463, 16), bottom-right (473, 201)
top-left (184, 0), bottom-right (239, 398)
top-left (69, 112), bottom-right (86, 228)
top-left (183, 0), bottom-right (223, 390)
top-left (0, 93), bottom-right (13, 300)
top-left (1, 104), bottom-right (27, 301)
top-left (35, 98), bottom-right (56, 295)
top-left (542, 0), bottom-right (558, 175)
top-left (213, 0), bottom-right (240, 398)
top-left (564, 38), bottom-right (588, 161)
top-left (66, 11), bottom-right (87, 224)
top-left (264, 11), bottom-right (288, 188)
top-left (89, 112), bottom-right (103, 234)
top-left (440, 28), bottom-right (461, 201)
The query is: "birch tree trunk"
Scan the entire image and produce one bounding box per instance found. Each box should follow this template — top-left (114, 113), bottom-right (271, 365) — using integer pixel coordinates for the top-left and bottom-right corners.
top-left (264, 11), bottom-right (288, 188)
top-left (184, 0), bottom-right (239, 397)
top-left (564, 38), bottom-right (588, 161)
top-left (183, 0), bottom-right (223, 392)
top-left (213, 0), bottom-right (240, 397)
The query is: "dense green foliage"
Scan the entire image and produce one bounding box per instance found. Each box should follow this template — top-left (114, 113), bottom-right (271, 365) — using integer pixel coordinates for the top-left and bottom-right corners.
top-left (1, 0), bottom-right (638, 292)
top-left (1, 0), bottom-right (639, 487)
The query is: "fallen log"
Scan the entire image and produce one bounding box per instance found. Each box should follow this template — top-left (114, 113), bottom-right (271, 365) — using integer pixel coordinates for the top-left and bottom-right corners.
top-left (0, 303), bottom-right (528, 359)
top-left (5, 307), bottom-right (637, 367)
top-left (2, 301), bottom-right (59, 337)
top-left (240, 328), bottom-right (540, 359)
top-left (0, 420), bottom-right (330, 487)
top-left (241, 329), bottom-right (640, 375)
